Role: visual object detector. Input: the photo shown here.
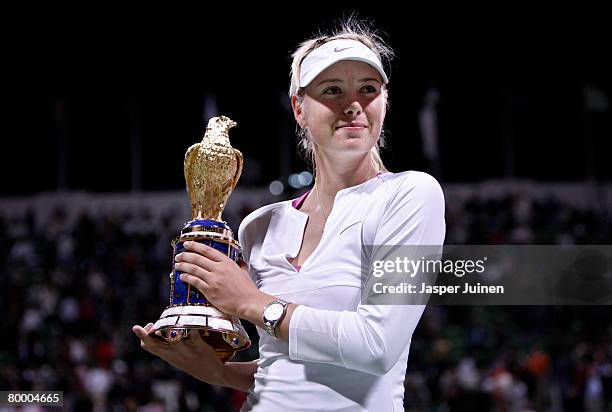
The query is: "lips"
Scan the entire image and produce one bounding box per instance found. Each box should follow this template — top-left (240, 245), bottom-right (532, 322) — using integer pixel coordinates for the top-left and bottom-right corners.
top-left (336, 122), bottom-right (367, 129)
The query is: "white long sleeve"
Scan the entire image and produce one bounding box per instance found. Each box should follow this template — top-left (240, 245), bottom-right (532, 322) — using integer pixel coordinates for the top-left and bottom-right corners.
top-left (287, 172), bottom-right (446, 375)
top-left (237, 170), bottom-right (446, 410)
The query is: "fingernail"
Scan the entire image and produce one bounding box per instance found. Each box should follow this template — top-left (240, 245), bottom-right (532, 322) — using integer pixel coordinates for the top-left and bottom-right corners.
top-left (175, 253), bottom-right (182, 260)
top-left (183, 241), bottom-right (191, 248)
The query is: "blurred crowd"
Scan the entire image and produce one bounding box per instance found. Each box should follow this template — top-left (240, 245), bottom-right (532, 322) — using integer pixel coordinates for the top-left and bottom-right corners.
top-left (0, 190), bottom-right (611, 411)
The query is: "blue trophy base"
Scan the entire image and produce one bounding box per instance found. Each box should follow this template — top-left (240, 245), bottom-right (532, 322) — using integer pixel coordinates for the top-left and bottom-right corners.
top-left (151, 219), bottom-right (250, 362)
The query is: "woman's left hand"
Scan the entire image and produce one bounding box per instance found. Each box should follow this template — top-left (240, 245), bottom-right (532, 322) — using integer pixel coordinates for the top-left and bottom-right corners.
top-left (174, 241), bottom-right (262, 317)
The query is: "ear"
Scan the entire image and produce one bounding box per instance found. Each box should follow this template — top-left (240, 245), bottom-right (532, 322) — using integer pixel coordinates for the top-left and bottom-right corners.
top-left (291, 95), bottom-right (306, 129)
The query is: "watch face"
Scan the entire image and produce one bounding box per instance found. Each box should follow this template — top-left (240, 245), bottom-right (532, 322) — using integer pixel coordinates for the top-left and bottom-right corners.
top-left (264, 303), bottom-right (284, 321)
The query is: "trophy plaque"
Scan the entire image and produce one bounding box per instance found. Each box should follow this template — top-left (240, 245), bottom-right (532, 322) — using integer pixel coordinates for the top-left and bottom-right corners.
top-left (150, 115), bottom-right (251, 362)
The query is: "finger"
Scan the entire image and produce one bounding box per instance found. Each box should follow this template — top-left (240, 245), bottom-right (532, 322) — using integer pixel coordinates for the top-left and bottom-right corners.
top-left (132, 325), bottom-right (150, 340)
top-left (132, 325), bottom-right (170, 353)
top-left (175, 251), bottom-right (215, 272)
top-left (186, 331), bottom-right (218, 354)
top-left (133, 324), bottom-right (164, 343)
top-left (185, 329), bottom-right (204, 345)
top-left (175, 262), bottom-right (212, 282)
top-left (180, 273), bottom-right (210, 293)
top-left (183, 241), bottom-right (226, 262)
top-left (133, 325), bottom-right (160, 343)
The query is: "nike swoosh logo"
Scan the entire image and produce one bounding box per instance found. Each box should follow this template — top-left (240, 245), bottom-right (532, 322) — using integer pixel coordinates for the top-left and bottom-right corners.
top-left (334, 47), bottom-right (353, 53)
top-left (339, 220), bottom-right (362, 236)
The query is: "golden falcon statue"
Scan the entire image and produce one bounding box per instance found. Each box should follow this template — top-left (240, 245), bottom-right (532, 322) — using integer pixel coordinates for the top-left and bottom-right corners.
top-left (184, 115), bottom-right (243, 221)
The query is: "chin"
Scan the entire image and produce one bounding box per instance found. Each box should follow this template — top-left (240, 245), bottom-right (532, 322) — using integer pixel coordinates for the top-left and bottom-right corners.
top-left (335, 140), bottom-right (373, 155)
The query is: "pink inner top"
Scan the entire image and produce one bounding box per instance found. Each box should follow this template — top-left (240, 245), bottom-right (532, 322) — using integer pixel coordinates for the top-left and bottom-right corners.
top-left (291, 188), bottom-right (312, 210)
top-left (289, 172), bottom-right (383, 272)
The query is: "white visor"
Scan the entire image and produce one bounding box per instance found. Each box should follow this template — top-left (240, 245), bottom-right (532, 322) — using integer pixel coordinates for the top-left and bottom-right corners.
top-left (299, 39), bottom-right (389, 88)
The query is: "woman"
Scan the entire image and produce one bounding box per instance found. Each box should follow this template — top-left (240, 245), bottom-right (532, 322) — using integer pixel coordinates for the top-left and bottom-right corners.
top-left (133, 20), bottom-right (445, 411)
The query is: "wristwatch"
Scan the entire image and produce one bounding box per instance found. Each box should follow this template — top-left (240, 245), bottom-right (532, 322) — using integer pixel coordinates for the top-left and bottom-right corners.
top-left (262, 298), bottom-right (289, 338)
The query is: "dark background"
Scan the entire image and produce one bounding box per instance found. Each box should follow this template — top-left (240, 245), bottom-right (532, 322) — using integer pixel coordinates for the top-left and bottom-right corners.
top-left (3, 8), bottom-right (611, 195)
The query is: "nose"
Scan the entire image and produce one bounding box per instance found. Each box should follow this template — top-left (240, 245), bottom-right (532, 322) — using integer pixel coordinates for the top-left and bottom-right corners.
top-left (343, 100), bottom-right (362, 116)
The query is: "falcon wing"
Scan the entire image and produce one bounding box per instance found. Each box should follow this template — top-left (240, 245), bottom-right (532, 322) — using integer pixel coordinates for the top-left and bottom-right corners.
top-left (183, 143), bottom-right (200, 196)
top-left (230, 147), bottom-right (244, 193)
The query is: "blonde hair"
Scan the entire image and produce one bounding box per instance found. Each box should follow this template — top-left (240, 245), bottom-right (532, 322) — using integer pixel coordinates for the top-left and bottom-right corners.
top-left (289, 17), bottom-right (394, 173)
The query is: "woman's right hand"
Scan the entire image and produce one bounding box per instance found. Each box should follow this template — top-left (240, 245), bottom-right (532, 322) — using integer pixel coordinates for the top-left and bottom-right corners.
top-left (132, 323), bottom-right (226, 386)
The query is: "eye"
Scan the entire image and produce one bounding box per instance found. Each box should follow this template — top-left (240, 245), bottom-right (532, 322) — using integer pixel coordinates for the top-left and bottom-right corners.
top-left (361, 85), bottom-right (378, 93)
top-left (322, 86), bottom-right (342, 95)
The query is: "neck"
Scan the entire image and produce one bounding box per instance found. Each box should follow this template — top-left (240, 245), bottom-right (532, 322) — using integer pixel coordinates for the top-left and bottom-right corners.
top-left (312, 152), bottom-right (381, 200)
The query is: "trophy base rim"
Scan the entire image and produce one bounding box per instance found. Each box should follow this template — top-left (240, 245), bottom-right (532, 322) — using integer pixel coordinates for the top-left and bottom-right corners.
top-left (151, 305), bottom-right (251, 363)
top-left (149, 325), bottom-right (251, 363)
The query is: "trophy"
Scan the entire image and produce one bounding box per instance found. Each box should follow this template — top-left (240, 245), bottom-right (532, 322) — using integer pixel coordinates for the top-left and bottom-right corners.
top-left (150, 115), bottom-right (251, 362)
